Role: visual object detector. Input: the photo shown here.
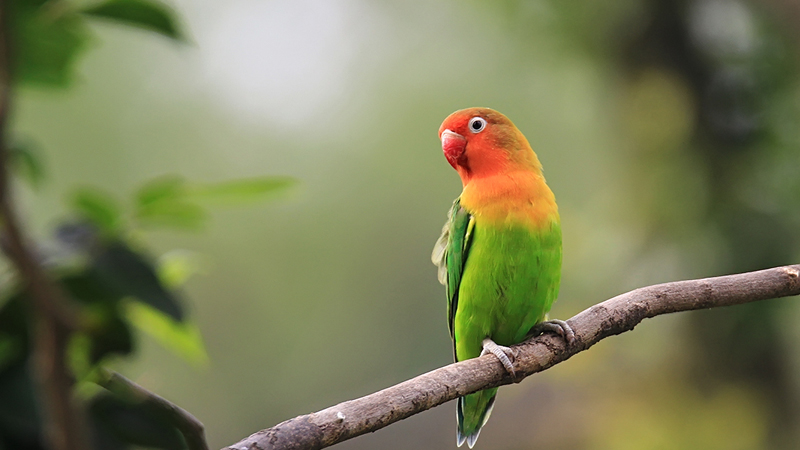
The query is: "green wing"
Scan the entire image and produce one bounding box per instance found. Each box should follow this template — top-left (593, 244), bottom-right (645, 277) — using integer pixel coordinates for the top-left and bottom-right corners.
top-left (432, 198), bottom-right (475, 354)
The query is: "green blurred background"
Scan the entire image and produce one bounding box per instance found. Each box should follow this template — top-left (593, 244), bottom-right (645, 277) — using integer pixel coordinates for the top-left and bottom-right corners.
top-left (12, 0), bottom-right (800, 448)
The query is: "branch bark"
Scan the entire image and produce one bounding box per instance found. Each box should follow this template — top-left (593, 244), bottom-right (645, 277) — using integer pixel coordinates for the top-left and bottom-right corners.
top-left (223, 264), bottom-right (800, 450)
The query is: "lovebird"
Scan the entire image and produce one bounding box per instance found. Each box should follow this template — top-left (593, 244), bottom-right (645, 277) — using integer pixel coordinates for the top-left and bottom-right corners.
top-left (432, 107), bottom-right (570, 448)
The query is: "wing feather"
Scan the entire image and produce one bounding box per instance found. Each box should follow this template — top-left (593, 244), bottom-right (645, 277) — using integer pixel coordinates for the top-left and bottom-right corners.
top-left (432, 198), bottom-right (474, 357)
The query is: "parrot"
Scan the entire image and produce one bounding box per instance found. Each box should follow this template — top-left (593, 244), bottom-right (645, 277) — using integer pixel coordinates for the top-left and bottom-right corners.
top-left (431, 107), bottom-right (571, 448)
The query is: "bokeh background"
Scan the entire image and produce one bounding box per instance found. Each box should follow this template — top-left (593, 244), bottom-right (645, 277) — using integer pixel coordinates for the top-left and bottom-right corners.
top-left (11, 0), bottom-right (800, 448)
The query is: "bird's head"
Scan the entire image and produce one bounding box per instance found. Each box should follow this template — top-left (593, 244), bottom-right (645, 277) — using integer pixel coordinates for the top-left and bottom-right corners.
top-left (438, 107), bottom-right (541, 185)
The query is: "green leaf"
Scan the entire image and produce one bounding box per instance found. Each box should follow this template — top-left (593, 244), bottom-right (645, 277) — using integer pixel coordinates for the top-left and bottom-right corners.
top-left (90, 413), bottom-right (133, 450)
top-left (68, 333), bottom-right (93, 381)
top-left (124, 301), bottom-right (207, 366)
top-left (10, 0), bottom-right (92, 87)
top-left (89, 393), bottom-right (186, 450)
top-left (62, 270), bottom-right (138, 365)
top-left (7, 141), bottom-right (46, 189)
top-left (132, 175), bottom-right (296, 230)
top-left (61, 272), bottom-right (121, 306)
top-left (0, 362), bottom-right (41, 442)
top-left (70, 188), bottom-right (123, 234)
top-left (0, 295), bottom-right (30, 370)
top-left (91, 312), bottom-right (134, 364)
top-left (189, 176), bottom-right (297, 205)
top-left (135, 175), bottom-right (186, 208)
top-left (62, 272), bottom-right (135, 365)
top-left (12, 0), bottom-right (49, 8)
top-left (157, 250), bottom-right (207, 289)
top-left (134, 176), bottom-right (207, 230)
top-left (93, 242), bottom-right (184, 321)
top-left (81, 0), bottom-right (184, 41)
top-left (136, 201), bottom-right (208, 231)
top-left (0, 333), bottom-right (23, 373)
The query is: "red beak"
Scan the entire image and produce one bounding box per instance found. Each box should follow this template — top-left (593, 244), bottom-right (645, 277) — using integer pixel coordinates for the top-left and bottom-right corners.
top-left (441, 129), bottom-right (466, 169)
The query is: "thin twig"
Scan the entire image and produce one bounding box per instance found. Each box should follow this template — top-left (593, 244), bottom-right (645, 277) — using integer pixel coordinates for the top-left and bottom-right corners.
top-left (98, 369), bottom-right (210, 450)
top-left (223, 264), bottom-right (800, 450)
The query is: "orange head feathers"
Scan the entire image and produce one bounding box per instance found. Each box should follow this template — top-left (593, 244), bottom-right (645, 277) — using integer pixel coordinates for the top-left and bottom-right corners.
top-left (438, 107), bottom-right (542, 186)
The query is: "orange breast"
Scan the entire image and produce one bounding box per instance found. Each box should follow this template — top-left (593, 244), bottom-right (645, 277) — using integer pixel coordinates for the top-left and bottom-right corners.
top-left (459, 170), bottom-right (559, 229)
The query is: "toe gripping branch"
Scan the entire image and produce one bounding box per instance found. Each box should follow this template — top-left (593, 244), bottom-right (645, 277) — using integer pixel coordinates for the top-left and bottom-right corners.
top-left (530, 319), bottom-right (576, 345)
top-left (480, 338), bottom-right (517, 378)
top-left (481, 320), bottom-right (575, 382)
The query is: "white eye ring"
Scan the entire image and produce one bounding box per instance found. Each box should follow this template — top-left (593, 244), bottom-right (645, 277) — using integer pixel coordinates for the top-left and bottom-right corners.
top-left (468, 117), bottom-right (487, 134)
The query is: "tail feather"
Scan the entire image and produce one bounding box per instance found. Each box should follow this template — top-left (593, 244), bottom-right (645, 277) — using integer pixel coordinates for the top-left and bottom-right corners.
top-left (466, 430), bottom-right (482, 449)
top-left (456, 389), bottom-right (497, 448)
top-left (456, 428), bottom-right (467, 448)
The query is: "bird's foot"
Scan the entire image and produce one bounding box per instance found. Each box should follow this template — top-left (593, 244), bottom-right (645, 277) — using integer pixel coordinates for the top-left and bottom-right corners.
top-left (530, 319), bottom-right (576, 345)
top-left (480, 338), bottom-right (516, 378)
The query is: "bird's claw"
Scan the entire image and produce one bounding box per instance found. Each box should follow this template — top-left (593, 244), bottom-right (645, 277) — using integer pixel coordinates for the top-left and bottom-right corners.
top-left (530, 319), bottom-right (575, 345)
top-left (481, 338), bottom-right (516, 378)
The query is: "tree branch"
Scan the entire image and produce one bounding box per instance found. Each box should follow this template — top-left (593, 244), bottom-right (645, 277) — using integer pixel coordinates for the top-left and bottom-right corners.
top-left (223, 264), bottom-right (800, 450)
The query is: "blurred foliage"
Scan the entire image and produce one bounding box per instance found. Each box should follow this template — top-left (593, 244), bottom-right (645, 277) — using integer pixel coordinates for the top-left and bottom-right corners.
top-left (0, 0), bottom-right (293, 449)
top-left (9, 0), bottom-right (182, 87)
top-left (81, 0), bottom-right (185, 41)
top-left (7, 140), bottom-right (46, 189)
top-left (135, 175), bottom-right (297, 230)
top-left (614, 0), bottom-right (800, 447)
top-left (9, 0), bottom-right (90, 87)
top-left (89, 391), bottom-right (186, 450)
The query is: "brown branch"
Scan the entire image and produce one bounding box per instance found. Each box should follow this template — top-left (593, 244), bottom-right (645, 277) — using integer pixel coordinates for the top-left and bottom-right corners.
top-left (0, 3), bottom-right (88, 450)
top-left (98, 369), bottom-right (210, 450)
top-left (223, 264), bottom-right (800, 450)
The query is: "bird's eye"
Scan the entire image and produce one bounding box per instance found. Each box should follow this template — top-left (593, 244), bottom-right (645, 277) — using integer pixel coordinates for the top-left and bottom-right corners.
top-left (468, 117), bottom-right (487, 134)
